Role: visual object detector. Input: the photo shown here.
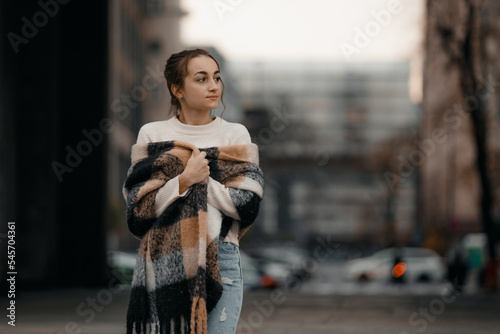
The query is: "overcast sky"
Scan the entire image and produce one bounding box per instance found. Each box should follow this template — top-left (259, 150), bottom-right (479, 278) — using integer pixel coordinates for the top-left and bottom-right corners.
top-left (180, 0), bottom-right (425, 63)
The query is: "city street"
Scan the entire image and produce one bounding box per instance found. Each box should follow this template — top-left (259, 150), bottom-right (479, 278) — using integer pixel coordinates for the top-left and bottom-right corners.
top-left (238, 291), bottom-right (500, 334)
top-left (3, 1), bottom-right (500, 334)
top-left (1, 281), bottom-right (499, 334)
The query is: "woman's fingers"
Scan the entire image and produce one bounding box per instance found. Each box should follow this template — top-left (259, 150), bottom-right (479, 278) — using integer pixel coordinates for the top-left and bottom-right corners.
top-left (198, 152), bottom-right (210, 177)
top-left (196, 151), bottom-right (208, 165)
top-left (185, 150), bottom-right (209, 181)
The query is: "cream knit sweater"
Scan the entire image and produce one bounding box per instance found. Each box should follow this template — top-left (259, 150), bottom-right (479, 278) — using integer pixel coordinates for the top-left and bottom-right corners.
top-left (135, 115), bottom-right (253, 245)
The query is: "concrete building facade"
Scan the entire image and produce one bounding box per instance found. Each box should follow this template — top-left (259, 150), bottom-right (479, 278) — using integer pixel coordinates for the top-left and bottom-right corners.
top-left (106, 0), bottom-right (184, 251)
top-left (230, 61), bottom-right (420, 247)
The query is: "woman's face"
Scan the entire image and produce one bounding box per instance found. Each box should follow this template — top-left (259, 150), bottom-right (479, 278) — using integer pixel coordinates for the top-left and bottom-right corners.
top-left (179, 55), bottom-right (221, 113)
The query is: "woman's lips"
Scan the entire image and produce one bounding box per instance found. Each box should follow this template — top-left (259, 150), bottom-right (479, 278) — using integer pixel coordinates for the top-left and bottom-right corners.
top-left (208, 96), bottom-right (218, 100)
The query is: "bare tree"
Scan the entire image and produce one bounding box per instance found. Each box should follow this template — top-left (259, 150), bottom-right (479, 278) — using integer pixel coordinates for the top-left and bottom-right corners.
top-left (432, 0), bottom-right (499, 288)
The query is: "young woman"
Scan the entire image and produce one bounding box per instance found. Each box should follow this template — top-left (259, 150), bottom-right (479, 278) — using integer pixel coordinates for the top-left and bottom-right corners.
top-left (123, 49), bottom-right (264, 334)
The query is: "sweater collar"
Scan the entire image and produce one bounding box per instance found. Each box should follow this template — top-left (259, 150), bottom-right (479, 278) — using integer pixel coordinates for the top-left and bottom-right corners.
top-left (169, 115), bottom-right (222, 135)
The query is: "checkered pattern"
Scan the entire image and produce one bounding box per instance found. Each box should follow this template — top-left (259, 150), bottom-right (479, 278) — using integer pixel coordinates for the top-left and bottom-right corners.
top-left (123, 141), bottom-right (264, 334)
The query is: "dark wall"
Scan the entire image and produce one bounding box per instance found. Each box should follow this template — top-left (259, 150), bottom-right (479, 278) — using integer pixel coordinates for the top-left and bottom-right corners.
top-left (1, 0), bottom-right (108, 289)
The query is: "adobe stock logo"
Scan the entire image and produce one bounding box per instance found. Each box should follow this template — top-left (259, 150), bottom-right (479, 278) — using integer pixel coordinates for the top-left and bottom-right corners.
top-left (339, 0), bottom-right (403, 62)
top-left (213, 0), bottom-right (244, 21)
top-left (7, 0), bottom-right (71, 54)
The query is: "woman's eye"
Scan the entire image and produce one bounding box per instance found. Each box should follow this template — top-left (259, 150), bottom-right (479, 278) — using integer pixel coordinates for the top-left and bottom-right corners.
top-left (197, 77), bottom-right (220, 83)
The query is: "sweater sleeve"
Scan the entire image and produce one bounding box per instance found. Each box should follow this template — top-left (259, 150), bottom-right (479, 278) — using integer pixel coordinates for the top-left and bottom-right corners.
top-left (154, 175), bottom-right (190, 217)
top-left (207, 178), bottom-right (240, 220)
top-left (136, 125), bottom-right (151, 145)
top-left (135, 124), bottom-right (191, 218)
top-left (207, 124), bottom-right (257, 220)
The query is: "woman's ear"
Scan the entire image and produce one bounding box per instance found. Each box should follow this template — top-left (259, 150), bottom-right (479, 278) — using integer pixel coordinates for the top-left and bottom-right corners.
top-left (171, 84), bottom-right (181, 99)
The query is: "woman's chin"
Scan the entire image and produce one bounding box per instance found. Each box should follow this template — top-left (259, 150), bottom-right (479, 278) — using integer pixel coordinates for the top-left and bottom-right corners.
top-left (207, 103), bottom-right (220, 110)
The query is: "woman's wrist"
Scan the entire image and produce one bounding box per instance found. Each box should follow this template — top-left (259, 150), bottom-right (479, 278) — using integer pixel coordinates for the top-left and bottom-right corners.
top-left (178, 173), bottom-right (191, 194)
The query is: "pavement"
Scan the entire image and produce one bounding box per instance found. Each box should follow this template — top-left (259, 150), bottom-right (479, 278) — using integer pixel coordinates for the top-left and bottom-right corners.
top-left (1, 284), bottom-right (500, 334)
top-left (238, 290), bottom-right (500, 334)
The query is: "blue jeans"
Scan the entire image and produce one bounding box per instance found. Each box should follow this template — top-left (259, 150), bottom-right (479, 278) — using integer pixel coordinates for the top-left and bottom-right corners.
top-left (207, 242), bottom-right (244, 334)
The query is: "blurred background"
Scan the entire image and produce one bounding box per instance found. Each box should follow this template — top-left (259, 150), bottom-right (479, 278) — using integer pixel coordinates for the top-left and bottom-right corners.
top-left (1, 0), bottom-right (500, 332)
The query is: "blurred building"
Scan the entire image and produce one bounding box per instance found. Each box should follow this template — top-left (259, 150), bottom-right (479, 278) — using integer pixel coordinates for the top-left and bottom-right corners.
top-left (230, 61), bottom-right (420, 247)
top-left (142, 0), bottom-right (186, 123)
top-left (106, 0), bottom-right (184, 250)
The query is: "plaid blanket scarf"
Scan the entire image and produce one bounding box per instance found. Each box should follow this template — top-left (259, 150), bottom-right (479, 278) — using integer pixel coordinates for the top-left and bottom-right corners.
top-left (123, 140), bottom-right (264, 334)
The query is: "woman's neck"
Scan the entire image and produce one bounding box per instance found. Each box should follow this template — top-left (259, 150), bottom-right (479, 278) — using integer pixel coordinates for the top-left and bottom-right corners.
top-left (178, 111), bottom-right (213, 125)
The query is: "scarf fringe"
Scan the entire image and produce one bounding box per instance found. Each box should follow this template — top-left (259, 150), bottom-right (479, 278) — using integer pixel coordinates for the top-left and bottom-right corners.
top-left (127, 314), bottom-right (190, 334)
top-left (126, 318), bottom-right (148, 334)
top-left (190, 296), bottom-right (207, 334)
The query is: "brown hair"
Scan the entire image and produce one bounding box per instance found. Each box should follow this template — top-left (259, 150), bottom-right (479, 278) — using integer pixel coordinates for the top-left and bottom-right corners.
top-left (164, 48), bottom-right (226, 117)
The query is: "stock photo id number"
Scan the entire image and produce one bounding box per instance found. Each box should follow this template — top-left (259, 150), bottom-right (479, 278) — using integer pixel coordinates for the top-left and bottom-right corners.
top-left (6, 221), bottom-right (16, 326)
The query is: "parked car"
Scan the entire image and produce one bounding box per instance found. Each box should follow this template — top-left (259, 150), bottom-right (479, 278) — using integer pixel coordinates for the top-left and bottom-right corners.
top-left (244, 245), bottom-right (316, 289)
top-left (107, 250), bottom-right (137, 287)
top-left (107, 249), bottom-right (278, 291)
top-left (345, 247), bottom-right (446, 283)
top-left (240, 250), bottom-right (278, 290)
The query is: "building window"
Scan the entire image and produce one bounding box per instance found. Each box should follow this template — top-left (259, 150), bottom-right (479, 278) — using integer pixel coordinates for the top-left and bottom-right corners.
top-left (147, 40), bottom-right (161, 54)
top-left (150, 85), bottom-right (162, 102)
top-left (344, 109), bottom-right (367, 144)
top-left (147, 0), bottom-right (163, 15)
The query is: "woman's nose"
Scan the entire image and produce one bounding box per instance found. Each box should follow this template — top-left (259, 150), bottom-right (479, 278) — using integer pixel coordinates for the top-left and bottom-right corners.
top-left (208, 78), bottom-right (219, 91)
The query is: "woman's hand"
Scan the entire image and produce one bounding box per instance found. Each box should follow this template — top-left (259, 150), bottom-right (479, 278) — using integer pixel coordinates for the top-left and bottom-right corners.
top-left (178, 151), bottom-right (209, 193)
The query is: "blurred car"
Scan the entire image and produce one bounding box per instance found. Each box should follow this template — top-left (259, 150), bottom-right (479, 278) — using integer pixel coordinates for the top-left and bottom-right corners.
top-left (244, 245), bottom-right (316, 289)
top-left (345, 247), bottom-right (446, 283)
top-left (240, 250), bottom-right (278, 290)
top-left (107, 250), bottom-right (137, 287)
top-left (107, 249), bottom-right (277, 291)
